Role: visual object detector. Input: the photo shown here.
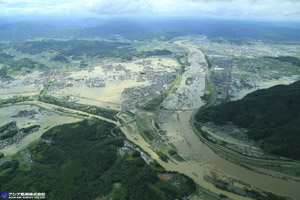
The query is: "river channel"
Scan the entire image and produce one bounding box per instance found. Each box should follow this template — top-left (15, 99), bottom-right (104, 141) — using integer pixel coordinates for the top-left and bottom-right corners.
top-left (122, 42), bottom-right (300, 200)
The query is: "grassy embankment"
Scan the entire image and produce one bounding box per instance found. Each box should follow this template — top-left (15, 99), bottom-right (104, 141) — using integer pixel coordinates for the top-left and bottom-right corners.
top-left (203, 174), bottom-right (287, 200)
top-left (138, 54), bottom-right (189, 162)
top-left (128, 111), bottom-right (182, 163)
top-left (143, 54), bottom-right (188, 110)
top-left (0, 119), bottom-right (196, 200)
top-left (191, 79), bottom-right (300, 177)
top-left (202, 53), bottom-right (218, 107)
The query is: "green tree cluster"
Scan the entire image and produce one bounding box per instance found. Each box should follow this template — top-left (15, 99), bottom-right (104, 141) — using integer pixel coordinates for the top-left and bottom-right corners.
top-left (0, 119), bottom-right (195, 200)
top-left (265, 56), bottom-right (300, 67)
top-left (0, 53), bottom-right (45, 77)
top-left (196, 81), bottom-right (300, 160)
top-left (13, 40), bottom-right (172, 61)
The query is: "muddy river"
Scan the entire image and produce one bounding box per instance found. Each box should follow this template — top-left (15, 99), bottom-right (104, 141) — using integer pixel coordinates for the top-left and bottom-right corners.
top-left (0, 104), bottom-right (81, 156)
top-left (122, 42), bottom-right (300, 199)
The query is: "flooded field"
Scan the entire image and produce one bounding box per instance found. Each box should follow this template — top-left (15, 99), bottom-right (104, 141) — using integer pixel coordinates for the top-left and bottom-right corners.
top-left (230, 76), bottom-right (298, 100)
top-left (1, 37), bottom-right (300, 199)
top-left (229, 56), bottom-right (300, 101)
top-left (50, 57), bottom-right (178, 110)
top-left (0, 71), bottom-right (43, 99)
top-left (122, 42), bottom-right (300, 199)
top-left (0, 104), bottom-right (81, 156)
top-left (162, 43), bottom-right (206, 110)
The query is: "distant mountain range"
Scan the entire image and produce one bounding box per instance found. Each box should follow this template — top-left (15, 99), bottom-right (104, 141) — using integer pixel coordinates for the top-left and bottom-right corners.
top-left (1, 17), bottom-right (300, 42)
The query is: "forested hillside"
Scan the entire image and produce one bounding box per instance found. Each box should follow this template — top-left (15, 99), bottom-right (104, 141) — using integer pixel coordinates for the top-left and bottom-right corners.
top-left (195, 81), bottom-right (300, 160)
top-left (13, 40), bottom-right (172, 60)
top-left (0, 119), bottom-right (195, 200)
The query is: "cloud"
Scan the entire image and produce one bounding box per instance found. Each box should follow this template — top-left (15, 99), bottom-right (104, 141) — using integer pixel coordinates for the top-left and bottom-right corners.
top-left (88, 0), bottom-right (300, 19)
top-left (0, 0), bottom-right (91, 15)
top-left (0, 0), bottom-right (299, 20)
top-left (89, 0), bottom-right (151, 15)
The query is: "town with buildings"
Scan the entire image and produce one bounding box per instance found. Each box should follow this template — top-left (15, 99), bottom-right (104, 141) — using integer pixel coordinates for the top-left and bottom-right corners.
top-left (197, 121), bottom-right (263, 158)
top-left (209, 56), bottom-right (232, 104)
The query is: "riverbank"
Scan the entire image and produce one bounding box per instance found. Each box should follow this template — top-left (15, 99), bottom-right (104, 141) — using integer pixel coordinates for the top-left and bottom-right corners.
top-left (126, 41), bottom-right (300, 199)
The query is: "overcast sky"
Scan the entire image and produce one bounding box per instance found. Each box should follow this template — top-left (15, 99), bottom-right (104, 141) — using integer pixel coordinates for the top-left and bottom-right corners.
top-left (0, 0), bottom-right (300, 20)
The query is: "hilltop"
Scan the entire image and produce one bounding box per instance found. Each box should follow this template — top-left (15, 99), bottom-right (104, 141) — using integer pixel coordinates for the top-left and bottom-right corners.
top-left (195, 81), bottom-right (300, 160)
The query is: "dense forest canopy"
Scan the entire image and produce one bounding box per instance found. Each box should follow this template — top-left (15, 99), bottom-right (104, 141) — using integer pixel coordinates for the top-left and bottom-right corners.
top-left (195, 81), bottom-right (300, 160)
top-left (13, 40), bottom-right (172, 60)
top-left (0, 119), bottom-right (195, 200)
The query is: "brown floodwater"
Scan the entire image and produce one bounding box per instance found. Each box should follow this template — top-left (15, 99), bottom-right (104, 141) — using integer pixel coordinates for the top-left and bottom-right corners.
top-left (123, 42), bottom-right (300, 199)
top-left (0, 104), bottom-right (81, 156)
top-left (52, 57), bottom-right (178, 110)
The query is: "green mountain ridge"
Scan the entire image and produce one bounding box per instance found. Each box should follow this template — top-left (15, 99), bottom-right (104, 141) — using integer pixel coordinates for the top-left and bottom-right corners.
top-left (195, 81), bottom-right (300, 160)
top-left (0, 119), bottom-right (195, 200)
